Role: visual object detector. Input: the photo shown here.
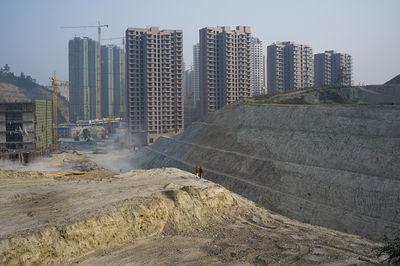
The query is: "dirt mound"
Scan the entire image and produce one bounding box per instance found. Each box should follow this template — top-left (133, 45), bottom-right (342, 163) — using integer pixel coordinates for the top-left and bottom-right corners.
top-left (0, 184), bottom-right (242, 265)
top-left (0, 167), bottom-right (381, 265)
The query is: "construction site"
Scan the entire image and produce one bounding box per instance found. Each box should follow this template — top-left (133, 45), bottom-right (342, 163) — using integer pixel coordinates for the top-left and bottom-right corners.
top-left (0, 152), bottom-right (382, 265)
top-left (0, 85), bottom-right (53, 162)
top-left (2, 0), bottom-right (400, 264)
top-left (0, 83), bottom-right (399, 264)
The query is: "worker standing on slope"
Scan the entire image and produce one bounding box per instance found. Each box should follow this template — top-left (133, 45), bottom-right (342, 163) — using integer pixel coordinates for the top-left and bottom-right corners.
top-left (198, 166), bottom-right (203, 179)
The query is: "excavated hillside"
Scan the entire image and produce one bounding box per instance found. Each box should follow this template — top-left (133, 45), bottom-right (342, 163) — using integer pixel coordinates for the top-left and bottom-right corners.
top-left (385, 73), bottom-right (400, 85)
top-left (0, 153), bottom-right (381, 265)
top-left (132, 85), bottom-right (400, 241)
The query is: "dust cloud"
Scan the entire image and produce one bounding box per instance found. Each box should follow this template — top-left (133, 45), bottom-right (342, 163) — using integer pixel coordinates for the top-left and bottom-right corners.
top-left (0, 127), bottom-right (141, 173)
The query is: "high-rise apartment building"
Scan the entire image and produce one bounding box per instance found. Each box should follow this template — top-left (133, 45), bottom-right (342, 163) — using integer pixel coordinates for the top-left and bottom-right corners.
top-left (68, 37), bottom-right (100, 121)
top-left (112, 46), bottom-right (126, 118)
top-left (267, 41), bottom-right (314, 94)
top-left (184, 67), bottom-right (193, 128)
top-left (101, 45), bottom-right (114, 118)
top-left (250, 37), bottom-right (266, 96)
top-left (199, 26), bottom-right (251, 116)
top-left (314, 50), bottom-right (352, 87)
top-left (69, 38), bottom-right (125, 121)
top-left (87, 39), bottom-right (101, 119)
top-left (100, 45), bottom-right (126, 118)
top-left (192, 43), bottom-right (200, 105)
top-left (125, 27), bottom-right (184, 146)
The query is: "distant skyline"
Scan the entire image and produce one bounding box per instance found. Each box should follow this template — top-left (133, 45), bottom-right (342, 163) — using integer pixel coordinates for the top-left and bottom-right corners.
top-left (0, 0), bottom-right (399, 85)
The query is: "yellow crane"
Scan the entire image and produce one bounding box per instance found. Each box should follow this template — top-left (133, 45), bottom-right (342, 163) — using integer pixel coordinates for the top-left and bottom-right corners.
top-left (50, 72), bottom-right (68, 149)
top-left (61, 21), bottom-right (108, 118)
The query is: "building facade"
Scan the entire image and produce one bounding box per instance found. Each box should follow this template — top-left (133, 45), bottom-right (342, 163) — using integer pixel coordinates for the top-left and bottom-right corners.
top-left (184, 67), bottom-right (193, 128)
top-left (199, 26), bottom-right (251, 116)
top-left (112, 47), bottom-right (126, 118)
top-left (250, 37), bottom-right (266, 96)
top-left (0, 99), bottom-right (52, 158)
top-left (192, 43), bottom-right (200, 105)
top-left (125, 27), bottom-right (184, 145)
top-left (314, 50), bottom-right (352, 87)
top-left (68, 37), bottom-right (100, 122)
top-left (331, 52), bottom-right (352, 86)
top-left (100, 45), bottom-right (126, 118)
top-left (87, 39), bottom-right (101, 119)
top-left (101, 45), bottom-right (114, 118)
top-left (267, 41), bottom-right (314, 94)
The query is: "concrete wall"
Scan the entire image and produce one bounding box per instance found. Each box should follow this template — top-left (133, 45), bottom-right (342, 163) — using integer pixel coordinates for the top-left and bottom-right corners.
top-left (133, 102), bottom-right (400, 240)
top-left (22, 112), bottom-right (34, 122)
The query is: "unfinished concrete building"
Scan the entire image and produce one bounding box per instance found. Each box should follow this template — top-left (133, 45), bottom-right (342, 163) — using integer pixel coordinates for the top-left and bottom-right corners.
top-left (199, 26), bottom-right (251, 116)
top-left (267, 41), bottom-right (314, 94)
top-left (0, 99), bottom-right (52, 160)
top-left (314, 50), bottom-right (353, 87)
top-left (332, 52), bottom-right (352, 86)
top-left (125, 27), bottom-right (184, 145)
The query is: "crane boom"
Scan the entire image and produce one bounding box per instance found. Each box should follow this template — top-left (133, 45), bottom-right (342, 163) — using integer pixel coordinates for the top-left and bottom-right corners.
top-left (60, 25), bottom-right (108, 29)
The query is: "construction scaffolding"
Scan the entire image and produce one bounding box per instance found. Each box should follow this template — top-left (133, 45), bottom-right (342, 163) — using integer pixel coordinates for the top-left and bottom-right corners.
top-left (34, 100), bottom-right (53, 150)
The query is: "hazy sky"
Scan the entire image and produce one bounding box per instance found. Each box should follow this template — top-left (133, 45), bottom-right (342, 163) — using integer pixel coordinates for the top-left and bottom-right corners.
top-left (0, 0), bottom-right (399, 85)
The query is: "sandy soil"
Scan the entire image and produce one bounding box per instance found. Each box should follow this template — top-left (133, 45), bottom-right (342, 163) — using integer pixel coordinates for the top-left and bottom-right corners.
top-left (0, 153), bottom-right (382, 265)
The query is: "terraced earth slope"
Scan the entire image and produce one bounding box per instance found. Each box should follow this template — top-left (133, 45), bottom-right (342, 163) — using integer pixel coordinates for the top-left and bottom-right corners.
top-left (132, 85), bottom-right (400, 241)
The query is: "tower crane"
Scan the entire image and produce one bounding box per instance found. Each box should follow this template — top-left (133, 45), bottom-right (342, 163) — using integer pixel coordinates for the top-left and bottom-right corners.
top-left (60, 21), bottom-right (108, 46)
top-left (102, 36), bottom-right (125, 50)
top-left (50, 71), bottom-right (68, 149)
top-left (61, 21), bottom-right (108, 118)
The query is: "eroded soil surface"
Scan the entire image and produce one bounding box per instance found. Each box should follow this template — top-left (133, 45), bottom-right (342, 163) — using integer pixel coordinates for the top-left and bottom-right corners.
top-left (0, 153), bottom-right (382, 265)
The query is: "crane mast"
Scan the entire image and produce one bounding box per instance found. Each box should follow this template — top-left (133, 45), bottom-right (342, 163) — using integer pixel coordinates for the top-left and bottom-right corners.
top-left (50, 72), bottom-right (68, 149)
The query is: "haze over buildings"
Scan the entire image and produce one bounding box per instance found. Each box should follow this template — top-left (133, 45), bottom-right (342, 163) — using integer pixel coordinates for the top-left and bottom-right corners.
top-left (1, 1), bottom-right (399, 86)
top-left (68, 37), bottom-right (100, 121)
top-left (100, 45), bottom-right (126, 118)
top-left (68, 37), bottom-right (125, 122)
top-left (192, 43), bottom-right (200, 106)
top-left (183, 67), bottom-right (194, 128)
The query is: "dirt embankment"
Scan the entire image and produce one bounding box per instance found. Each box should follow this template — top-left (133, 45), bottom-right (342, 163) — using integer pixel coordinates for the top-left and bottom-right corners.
top-left (131, 101), bottom-right (400, 241)
top-left (0, 171), bottom-right (242, 264)
top-left (0, 155), bottom-right (381, 265)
